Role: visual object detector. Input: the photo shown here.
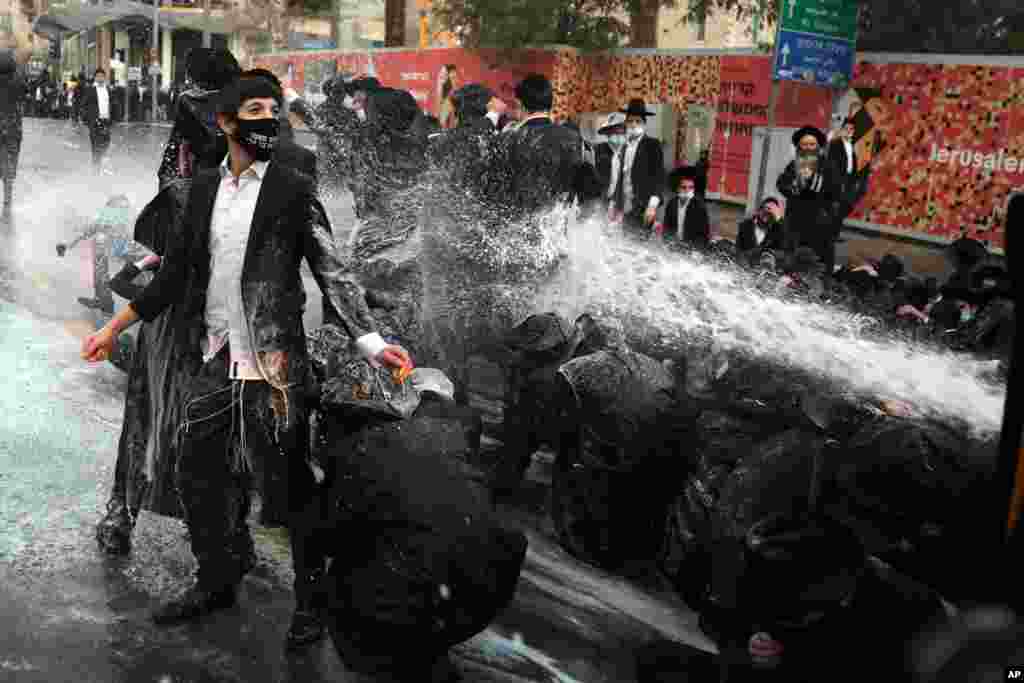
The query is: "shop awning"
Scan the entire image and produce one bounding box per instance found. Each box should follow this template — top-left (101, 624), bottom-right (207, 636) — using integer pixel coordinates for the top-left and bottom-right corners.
top-left (34, 1), bottom-right (232, 37)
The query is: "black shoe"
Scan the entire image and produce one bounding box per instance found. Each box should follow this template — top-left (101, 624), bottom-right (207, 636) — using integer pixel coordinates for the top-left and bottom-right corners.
top-left (286, 608), bottom-right (325, 650)
top-left (96, 498), bottom-right (133, 556)
top-left (152, 582), bottom-right (237, 625)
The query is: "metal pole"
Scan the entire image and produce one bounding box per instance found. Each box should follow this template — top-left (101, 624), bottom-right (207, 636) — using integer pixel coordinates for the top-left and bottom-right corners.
top-left (202, 0), bottom-right (211, 48)
top-left (151, 0), bottom-right (159, 121)
top-left (754, 79), bottom-right (779, 208)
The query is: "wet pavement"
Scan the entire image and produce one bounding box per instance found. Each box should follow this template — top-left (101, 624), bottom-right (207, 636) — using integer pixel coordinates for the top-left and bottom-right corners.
top-left (0, 119), bottom-right (713, 682)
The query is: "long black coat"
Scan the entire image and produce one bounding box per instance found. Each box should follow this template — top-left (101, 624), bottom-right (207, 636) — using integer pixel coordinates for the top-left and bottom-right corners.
top-left (0, 50), bottom-right (26, 136)
top-left (609, 135), bottom-right (665, 220)
top-left (80, 84), bottom-right (123, 126)
top-left (777, 155), bottom-right (840, 252)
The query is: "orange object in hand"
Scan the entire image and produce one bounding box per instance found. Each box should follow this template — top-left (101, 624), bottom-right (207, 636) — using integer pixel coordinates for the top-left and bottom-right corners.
top-left (392, 363), bottom-right (414, 384)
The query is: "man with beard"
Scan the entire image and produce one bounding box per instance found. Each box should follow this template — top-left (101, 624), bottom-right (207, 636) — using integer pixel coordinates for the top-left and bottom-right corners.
top-left (80, 71), bottom-right (411, 649)
top-left (777, 126), bottom-right (840, 280)
top-left (0, 38), bottom-right (30, 220)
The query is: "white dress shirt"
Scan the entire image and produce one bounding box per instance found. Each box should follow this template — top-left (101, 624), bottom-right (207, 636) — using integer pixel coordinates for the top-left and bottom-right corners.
top-left (607, 136), bottom-right (661, 214)
top-left (755, 225), bottom-right (766, 245)
top-left (843, 139), bottom-right (854, 174)
top-left (203, 159), bottom-right (388, 380)
top-left (676, 197), bottom-right (690, 238)
top-left (96, 84), bottom-right (110, 120)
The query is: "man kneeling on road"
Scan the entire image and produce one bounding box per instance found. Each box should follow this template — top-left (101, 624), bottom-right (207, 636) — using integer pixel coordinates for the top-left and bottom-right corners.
top-left (81, 71), bottom-right (410, 649)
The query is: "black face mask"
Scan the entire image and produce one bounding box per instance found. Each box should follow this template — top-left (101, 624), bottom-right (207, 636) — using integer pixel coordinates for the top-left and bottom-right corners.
top-left (235, 117), bottom-right (279, 162)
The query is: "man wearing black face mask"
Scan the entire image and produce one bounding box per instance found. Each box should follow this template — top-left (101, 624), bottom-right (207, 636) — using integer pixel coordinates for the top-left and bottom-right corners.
top-left (80, 72), bottom-right (412, 649)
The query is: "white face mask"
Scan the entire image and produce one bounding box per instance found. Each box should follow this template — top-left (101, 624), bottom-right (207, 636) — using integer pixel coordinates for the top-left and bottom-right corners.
top-left (342, 94), bottom-right (354, 109)
top-left (485, 110), bottom-right (501, 126)
top-left (608, 133), bottom-right (626, 148)
top-left (678, 191), bottom-right (694, 201)
top-left (627, 124), bottom-right (644, 140)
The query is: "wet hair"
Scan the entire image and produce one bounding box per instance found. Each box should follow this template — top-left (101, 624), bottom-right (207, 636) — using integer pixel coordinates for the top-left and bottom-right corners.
top-left (186, 48), bottom-right (241, 90)
top-left (344, 76), bottom-right (380, 97)
top-left (761, 197), bottom-right (781, 209)
top-left (216, 73), bottom-right (282, 115)
top-left (514, 74), bottom-right (553, 113)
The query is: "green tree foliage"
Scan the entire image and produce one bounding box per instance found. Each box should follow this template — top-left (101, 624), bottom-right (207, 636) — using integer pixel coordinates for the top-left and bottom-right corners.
top-left (433, 0), bottom-right (636, 50)
top-left (687, 0), bottom-right (1023, 54)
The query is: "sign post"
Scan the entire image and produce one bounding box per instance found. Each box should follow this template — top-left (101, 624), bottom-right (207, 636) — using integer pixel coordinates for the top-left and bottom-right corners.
top-left (755, 0), bottom-right (860, 207)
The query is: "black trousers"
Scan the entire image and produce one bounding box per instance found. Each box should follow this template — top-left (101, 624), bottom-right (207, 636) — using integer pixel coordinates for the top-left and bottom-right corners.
top-left (176, 346), bottom-right (322, 601)
top-left (89, 119), bottom-right (111, 168)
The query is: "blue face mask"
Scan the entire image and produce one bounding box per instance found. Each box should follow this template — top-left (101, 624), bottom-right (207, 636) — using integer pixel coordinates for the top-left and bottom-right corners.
top-left (96, 206), bottom-right (134, 227)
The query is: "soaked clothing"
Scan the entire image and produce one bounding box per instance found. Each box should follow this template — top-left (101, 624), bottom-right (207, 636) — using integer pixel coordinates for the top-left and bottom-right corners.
top-left (157, 87), bottom-right (228, 188)
top-left (177, 345), bottom-right (318, 590)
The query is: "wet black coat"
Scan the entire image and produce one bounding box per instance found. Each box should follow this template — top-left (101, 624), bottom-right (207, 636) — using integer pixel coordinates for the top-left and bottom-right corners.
top-left (131, 161), bottom-right (378, 393)
top-left (118, 180), bottom-right (196, 517)
top-left (157, 87), bottom-right (226, 188)
top-left (495, 116), bottom-right (602, 219)
top-left (777, 155), bottom-right (840, 252)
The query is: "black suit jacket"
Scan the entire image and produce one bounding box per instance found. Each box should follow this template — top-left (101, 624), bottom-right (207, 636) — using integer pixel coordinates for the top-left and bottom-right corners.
top-left (81, 85), bottom-right (120, 125)
top-left (610, 135), bottom-right (665, 217)
top-left (131, 161), bottom-right (377, 384)
top-left (736, 215), bottom-right (786, 253)
top-left (662, 195), bottom-right (710, 247)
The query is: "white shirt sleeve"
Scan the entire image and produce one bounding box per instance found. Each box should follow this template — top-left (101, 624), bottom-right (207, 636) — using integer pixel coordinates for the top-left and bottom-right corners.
top-left (356, 332), bottom-right (389, 362)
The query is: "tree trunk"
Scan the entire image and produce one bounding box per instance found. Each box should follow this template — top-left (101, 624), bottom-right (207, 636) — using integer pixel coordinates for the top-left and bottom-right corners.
top-left (629, 0), bottom-right (661, 48)
top-left (385, 0), bottom-right (406, 47)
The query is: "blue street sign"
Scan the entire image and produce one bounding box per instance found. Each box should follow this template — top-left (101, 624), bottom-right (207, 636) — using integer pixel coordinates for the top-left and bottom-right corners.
top-left (773, 29), bottom-right (855, 89)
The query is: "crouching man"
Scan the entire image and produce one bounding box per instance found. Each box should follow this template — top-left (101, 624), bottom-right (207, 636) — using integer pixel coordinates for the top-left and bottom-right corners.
top-left (81, 71), bottom-right (410, 648)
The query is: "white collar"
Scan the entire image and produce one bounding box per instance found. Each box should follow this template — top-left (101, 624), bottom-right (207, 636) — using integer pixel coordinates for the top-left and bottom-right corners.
top-left (219, 157), bottom-right (269, 181)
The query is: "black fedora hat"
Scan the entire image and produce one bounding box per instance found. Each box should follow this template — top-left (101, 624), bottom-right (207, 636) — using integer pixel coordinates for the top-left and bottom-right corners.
top-left (620, 97), bottom-right (656, 118)
top-left (792, 125), bottom-right (827, 148)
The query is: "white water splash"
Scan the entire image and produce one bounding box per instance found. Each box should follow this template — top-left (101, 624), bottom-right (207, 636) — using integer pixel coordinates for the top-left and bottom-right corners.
top-left (525, 211), bottom-right (1005, 436)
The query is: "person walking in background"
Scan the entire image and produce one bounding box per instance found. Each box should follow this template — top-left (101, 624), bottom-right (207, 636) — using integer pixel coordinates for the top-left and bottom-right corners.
top-left (81, 68), bottom-right (114, 172)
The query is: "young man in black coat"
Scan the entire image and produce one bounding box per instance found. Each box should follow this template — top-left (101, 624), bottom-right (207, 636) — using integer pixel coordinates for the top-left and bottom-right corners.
top-left (593, 112), bottom-right (627, 197)
top-left (736, 197), bottom-right (787, 265)
top-left (81, 72), bottom-right (411, 649)
top-left (661, 165), bottom-right (711, 249)
top-left (606, 98), bottom-right (665, 238)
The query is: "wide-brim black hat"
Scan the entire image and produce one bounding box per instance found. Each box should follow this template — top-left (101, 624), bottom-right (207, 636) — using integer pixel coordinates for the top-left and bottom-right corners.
top-left (620, 97), bottom-right (655, 118)
top-left (667, 165), bottom-right (700, 191)
top-left (792, 125), bottom-right (827, 148)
